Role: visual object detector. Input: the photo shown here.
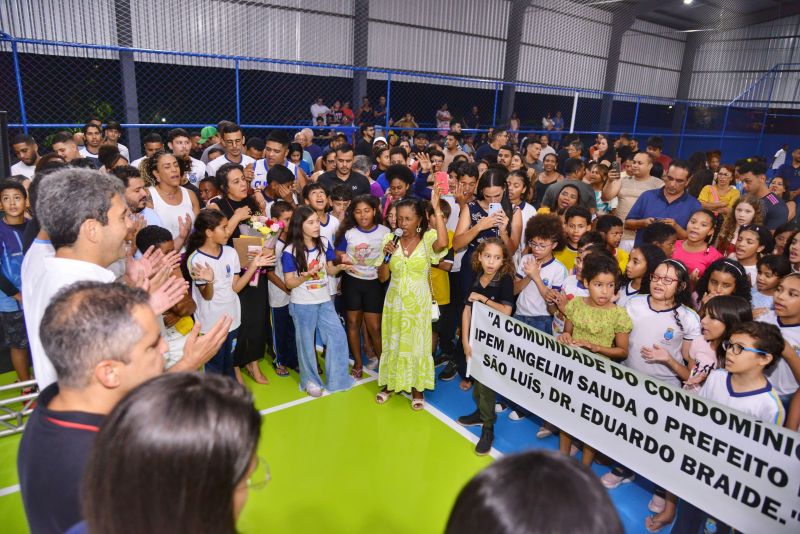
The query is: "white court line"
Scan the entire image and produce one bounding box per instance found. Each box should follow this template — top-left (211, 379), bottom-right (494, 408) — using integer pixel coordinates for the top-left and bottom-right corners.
top-left (0, 367), bottom-right (496, 498)
top-left (259, 374), bottom-right (377, 416)
top-left (0, 484), bottom-right (19, 497)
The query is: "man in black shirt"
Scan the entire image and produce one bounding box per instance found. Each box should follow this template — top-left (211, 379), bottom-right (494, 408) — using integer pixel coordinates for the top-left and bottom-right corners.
top-left (17, 282), bottom-right (228, 534)
top-left (475, 128), bottom-right (509, 164)
top-left (317, 144), bottom-right (371, 197)
top-left (355, 123), bottom-right (375, 158)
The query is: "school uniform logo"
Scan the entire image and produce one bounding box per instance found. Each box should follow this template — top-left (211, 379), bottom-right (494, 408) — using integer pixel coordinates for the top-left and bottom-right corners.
top-left (663, 328), bottom-right (674, 341)
top-left (226, 264), bottom-right (232, 278)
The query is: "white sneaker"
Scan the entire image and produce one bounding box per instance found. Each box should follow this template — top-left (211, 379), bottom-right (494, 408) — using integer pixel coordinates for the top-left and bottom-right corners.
top-left (570, 444), bottom-right (579, 457)
top-left (536, 427), bottom-right (553, 439)
top-left (509, 410), bottom-right (525, 421)
top-left (305, 382), bottom-right (323, 398)
top-left (601, 470), bottom-right (635, 489)
top-left (365, 358), bottom-right (379, 371)
top-left (494, 402), bottom-right (507, 413)
top-left (648, 494), bottom-right (666, 514)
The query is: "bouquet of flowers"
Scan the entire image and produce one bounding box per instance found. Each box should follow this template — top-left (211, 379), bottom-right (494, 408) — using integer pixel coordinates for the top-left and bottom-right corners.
top-left (239, 216), bottom-right (285, 285)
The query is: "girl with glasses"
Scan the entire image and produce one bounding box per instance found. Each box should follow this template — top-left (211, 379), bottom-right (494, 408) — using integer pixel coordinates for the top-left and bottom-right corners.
top-left (601, 259), bottom-right (700, 493)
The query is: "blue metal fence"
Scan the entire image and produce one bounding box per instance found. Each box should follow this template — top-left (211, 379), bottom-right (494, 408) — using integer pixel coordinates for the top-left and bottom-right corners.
top-left (1, 31), bottom-right (797, 162)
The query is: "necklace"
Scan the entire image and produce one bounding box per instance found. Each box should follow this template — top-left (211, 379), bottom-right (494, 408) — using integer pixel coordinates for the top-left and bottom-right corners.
top-left (400, 236), bottom-right (420, 256)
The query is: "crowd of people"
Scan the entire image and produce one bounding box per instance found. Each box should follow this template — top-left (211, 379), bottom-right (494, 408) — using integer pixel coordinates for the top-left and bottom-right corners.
top-left (5, 116), bottom-right (800, 533)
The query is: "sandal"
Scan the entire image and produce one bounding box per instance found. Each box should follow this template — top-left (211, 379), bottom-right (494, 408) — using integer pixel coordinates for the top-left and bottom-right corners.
top-left (375, 390), bottom-right (392, 404)
top-left (411, 397), bottom-right (425, 411)
top-left (274, 364), bottom-right (290, 377)
top-left (351, 366), bottom-right (363, 380)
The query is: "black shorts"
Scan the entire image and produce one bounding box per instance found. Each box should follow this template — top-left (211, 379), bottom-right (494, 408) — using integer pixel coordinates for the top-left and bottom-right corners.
top-left (0, 310), bottom-right (29, 349)
top-left (341, 275), bottom-right (385, 314)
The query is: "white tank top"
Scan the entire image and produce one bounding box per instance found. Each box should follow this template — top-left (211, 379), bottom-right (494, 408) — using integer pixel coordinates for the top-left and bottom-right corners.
top-left (148, 186), bottom-right (196, 240)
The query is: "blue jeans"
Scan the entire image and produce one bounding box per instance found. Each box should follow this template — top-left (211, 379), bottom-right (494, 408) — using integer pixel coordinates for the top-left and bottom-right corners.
top-left (289, 301), bottom-right (355, 393)
top-left (205, 328), bottom-right (239, 379)
top-left (514, 314), bottom-right (553, 335)
top-left (271, 305), bottom-right (297, 369)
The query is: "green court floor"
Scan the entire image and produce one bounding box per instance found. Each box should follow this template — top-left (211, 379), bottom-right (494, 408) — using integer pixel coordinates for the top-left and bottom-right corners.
top-left (0, 364), bottom-right (492, 533)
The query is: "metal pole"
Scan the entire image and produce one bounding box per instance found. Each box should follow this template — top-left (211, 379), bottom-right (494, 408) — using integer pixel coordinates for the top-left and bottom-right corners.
top-left (719, 104), bottom-right (730, 152)
top-left (677, 103), bottom-right (689, 158)
top-left (569, 91), bottom-right (578, 133)
top-left (632, 97), bottom-right (641, 137)
top-left (10, 39), bottom-right (28, 134)
top-left (235, 60), bottom-right (241, 124)
top-left (756, 70), bottom-right (776, 155)
top-left (492, 82), bottom-right (500, 127)
top-left (384, 72), bottom-right (391, 132)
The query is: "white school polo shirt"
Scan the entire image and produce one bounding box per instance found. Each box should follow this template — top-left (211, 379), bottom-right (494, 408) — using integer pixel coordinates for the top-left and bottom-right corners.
top-left (624, 294), bottom-right (701, 387)
top-left (188, 246), bottom-right (241, 333)
top-left (515, 256), bottom-right (568, 317)
top-left (758, 311), bottom-right (800, 396)
top-left (700, 369), bottom-right (784, 425)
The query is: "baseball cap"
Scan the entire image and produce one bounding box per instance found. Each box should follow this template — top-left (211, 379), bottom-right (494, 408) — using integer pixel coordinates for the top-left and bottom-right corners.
top-left (199, 126), bottom-right (218, 144)
top-left (373, 136), bottom-right (387, 145)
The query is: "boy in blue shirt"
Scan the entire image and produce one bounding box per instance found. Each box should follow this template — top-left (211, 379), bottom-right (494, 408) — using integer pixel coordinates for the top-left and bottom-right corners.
top-left (0, 179), bottom-right (31, 389)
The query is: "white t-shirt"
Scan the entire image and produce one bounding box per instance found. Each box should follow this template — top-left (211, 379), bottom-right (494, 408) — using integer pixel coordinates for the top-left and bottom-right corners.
top-left (78, 146), bottom-right (99, 161)
top-left (700, 369), bottom-right (785, 425)
top-left (130, 156), bottom-right (146, 169)
top-left (251, 159), bottom-right (298, 190)
top-left (205, 154), bottom-right (255, 178)
top-left (552, 275), bottom-right (589, 335)
top-left (335, 225), bottom-right (390, 280)
top-left (539, 146), bottom-right (556, 162)
top-left (186, 157), bottom-right (206, 186)
top-left (514, 201), bottom-right (537, 268)
top-left (268, 239), bottom-right (291, 308)
top-left (281, 239), bottom-right (336, 305)
top-left (320, 214), bottom-right (340, 295)
top-left (444, 196), bottom-right (467, 273)
top-left (615, 281), bottom-right (639, 308)
top-left (22, 254), bottom-right (115, 389)
top-left (10, 160), bottom-right (35, 179)
top-left (742, 264), bottom-right (757, 286)
top-left (772, 148), bottom-right (787, 170)
top-left (515, 256), bottom-right (568, 317)
top-left (116, 143), bottom-right (130, 161)
top-left (757, 311), bottom-right (800, 396)
top-left (624, 295), bottom-right (701, 387)
top-left (188, 246), bottom-right (241, 333)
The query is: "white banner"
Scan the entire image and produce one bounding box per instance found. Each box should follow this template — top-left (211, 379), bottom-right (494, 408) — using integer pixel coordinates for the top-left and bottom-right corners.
top-left (468, 303), bottom-right (800, 534)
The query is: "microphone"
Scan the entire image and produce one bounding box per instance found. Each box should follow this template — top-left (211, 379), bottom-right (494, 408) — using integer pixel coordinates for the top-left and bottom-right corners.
top-left (384, 228), bottom-right (404, 264)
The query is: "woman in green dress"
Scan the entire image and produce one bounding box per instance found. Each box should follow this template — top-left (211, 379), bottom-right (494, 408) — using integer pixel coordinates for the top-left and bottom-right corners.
top-left (376, 187), bottom-right (449, 409)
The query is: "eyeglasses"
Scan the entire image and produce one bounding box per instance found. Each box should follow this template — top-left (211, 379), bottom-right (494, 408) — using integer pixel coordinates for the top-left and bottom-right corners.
top-left (722, 340), bottom-right (769, 356)
top-left (529, 241), bottom-right (553, 250)
top-left (650, 274), bottom-right (678, 285)
top-left (247, 456), bottom-right (271, 490)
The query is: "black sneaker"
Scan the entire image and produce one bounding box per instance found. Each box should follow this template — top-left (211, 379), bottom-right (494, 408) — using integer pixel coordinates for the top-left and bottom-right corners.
top-left (475, 427), bottom-right (494, 456)
top-left (439, 361), bottom-right (458, 381)
top-left (434, 353), bottom-right (451, 367)
top-left (457, 411), bottom-right (483, 427)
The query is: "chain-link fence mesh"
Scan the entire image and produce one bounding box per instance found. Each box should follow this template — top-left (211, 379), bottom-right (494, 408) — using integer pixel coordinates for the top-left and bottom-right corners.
top-left (1, 0), bottom-right (798, 162)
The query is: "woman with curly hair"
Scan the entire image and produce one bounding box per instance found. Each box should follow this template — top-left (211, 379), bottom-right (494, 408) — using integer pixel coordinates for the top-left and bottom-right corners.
top-left (144, 150), bottom-right (199, 243)
top-left (716, 195), bottom-right (763, 256)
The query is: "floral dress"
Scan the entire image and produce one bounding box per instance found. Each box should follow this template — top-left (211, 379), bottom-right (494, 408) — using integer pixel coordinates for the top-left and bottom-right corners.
top-left (379, 229), bottom-right (446, 392)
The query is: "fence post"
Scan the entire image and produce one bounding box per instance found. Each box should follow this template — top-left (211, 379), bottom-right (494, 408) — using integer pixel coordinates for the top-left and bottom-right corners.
top-left (632, 97), bottom-right (640, 137)
top-left (384, 72), bottom-right (391, 132)
top-left (492, 82), bottom-right (500, 128)
top-left (720, 104), bottom-right (730, 152)
top-left (9, 38), bottom-right (28, 134)
top-left (677, 103), bottom-right (689, 158)
top-left (235, 60), bottom-right (241, 125)
top-left (569, 91), bottom-right (578, 133)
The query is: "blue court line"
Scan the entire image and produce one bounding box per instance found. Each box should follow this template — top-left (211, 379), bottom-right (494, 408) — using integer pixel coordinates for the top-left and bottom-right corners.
top-left (426, 368), bottom-right (667, 534)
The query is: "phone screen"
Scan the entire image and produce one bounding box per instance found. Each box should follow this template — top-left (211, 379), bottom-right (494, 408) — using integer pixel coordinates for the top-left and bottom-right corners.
top-left (434, 172), bottom-right (449, 195)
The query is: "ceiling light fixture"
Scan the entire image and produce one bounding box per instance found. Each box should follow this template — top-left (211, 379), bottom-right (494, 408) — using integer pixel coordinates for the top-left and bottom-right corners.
top-left (683, 0), bottom-right (693, 4)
